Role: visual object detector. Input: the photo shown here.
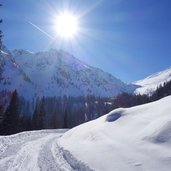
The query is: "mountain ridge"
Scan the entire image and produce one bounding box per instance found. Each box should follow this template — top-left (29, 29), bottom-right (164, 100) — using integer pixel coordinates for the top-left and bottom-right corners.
top-left (0, 48), bottom-right (136, 99)
top-left (134, 67), bottom-right (171, 95)
top-left (2, 47), bottom-right (170, 99)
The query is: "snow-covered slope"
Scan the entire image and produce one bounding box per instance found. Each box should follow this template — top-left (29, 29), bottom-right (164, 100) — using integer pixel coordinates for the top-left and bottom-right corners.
top-left (0, 48), bottom-right (34, 101)
top-left (0, 48), bottom-right (136, 99)
top-left (134, 67), bottom-right (171, 95)
top-left (60, 95), bottom-right (171, 171)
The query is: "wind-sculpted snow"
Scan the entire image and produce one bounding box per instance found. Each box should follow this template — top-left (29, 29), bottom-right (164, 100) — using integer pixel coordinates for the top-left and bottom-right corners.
top-left (0, 130), bottom-right (94, 171)
top-left (146, 121), bottom-right (171, 144)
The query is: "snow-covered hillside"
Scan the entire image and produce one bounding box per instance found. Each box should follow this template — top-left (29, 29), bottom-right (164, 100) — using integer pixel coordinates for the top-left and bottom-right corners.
top-left (60, 95), bottom-right (171, 171)
top-left (0, 48), bottom-right (136, 99)
top-left (1, 95), bottom-right (171, 171)
top-left (0, 49), bottom-right (34, 100)
top-left (134, 67), bottom-right (171, 95)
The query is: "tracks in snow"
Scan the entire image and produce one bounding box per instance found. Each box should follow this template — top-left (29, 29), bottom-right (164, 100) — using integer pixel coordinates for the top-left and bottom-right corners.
top-left (0, 130), bottom-right (93, 171)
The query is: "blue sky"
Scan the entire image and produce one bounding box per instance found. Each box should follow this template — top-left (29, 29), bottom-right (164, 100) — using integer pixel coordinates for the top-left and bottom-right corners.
top-left (1, 0), bottom-right (171, 82)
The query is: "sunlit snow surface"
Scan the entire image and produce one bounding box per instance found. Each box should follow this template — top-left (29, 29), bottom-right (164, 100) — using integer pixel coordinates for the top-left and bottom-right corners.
top-left (1, 97), bottom-right (171, 171)
top-left (134, 67), bottom-right (171, 95)
top-left (60, 96), bottom-right (171, 171)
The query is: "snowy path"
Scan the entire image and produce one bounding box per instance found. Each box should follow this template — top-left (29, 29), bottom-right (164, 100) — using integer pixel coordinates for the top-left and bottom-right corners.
top-left (0, 130), bottom-right (93, 171)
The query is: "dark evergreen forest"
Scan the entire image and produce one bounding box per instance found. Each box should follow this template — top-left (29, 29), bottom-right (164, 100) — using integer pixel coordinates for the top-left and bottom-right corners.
top-left (0, 79), bottom-right (171, 135)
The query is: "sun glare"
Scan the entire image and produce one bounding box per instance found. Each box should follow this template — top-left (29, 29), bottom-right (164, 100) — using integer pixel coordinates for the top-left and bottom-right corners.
top-left (55, 12), bottom-right (79, 39)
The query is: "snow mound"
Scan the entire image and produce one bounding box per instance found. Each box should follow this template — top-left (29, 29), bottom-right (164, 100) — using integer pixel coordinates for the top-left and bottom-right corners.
top-left (134, 67), bottom-right (171, 95)
top-left (105, 108), bottom-right (125, 122)
top-left (60, 96), bottom-right (171, 171)
top-left (146, 121), bottom-right (171, 143)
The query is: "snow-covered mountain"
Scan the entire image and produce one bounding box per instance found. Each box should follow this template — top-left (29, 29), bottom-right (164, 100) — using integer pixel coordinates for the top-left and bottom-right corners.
top-left (60, 95), bottom-right (171, 171)
top-left (0, 48), bottom-right (136, 99)
top-left (134, 67), bottom-right (171, 95)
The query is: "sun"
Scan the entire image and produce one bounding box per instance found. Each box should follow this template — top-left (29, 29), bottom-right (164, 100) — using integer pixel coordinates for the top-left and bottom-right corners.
top-left (55, 12), bottom-right (79, 39)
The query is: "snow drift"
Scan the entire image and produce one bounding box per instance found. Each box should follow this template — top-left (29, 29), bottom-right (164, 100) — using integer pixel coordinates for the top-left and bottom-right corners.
top-left (60, 96), bottom-right (171, 171)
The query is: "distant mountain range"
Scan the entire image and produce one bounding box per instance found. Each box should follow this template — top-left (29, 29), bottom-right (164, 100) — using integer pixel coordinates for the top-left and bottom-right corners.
top-left (0, 47), bottom-right (136, 99)
top-left (0, 47), bottom-right (170, 100)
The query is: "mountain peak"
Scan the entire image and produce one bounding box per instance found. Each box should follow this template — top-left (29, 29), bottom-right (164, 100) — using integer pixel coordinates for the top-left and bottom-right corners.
top-left (0, 48), bottom-right (136, 99)
top-left (12, 49), bottom-right (34, 56)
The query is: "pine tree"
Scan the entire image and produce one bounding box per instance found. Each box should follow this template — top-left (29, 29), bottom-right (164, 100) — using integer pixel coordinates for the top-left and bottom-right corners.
top-left (63, 110), bottom-right (68, 128)
top-left (0, 105), bottom-right (4, 128)
top-left (32, 97), bottom-right (46, 130)
top-left (0, 4), bottom-right (3, 51)
top-left (1, 90), bottom-right (20, 135)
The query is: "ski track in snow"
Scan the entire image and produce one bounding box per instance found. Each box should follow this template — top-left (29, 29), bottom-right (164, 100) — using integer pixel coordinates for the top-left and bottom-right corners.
top-left (0, 130), bottom-right (93, 171)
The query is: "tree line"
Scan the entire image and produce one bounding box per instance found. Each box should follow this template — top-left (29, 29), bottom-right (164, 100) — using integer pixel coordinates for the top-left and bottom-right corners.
top-left (112, 80), bottom-right (171, 109)
top-left (0, 91), bottom-right (113, 135)
top-left (0, 79), bottom-right (171, 135)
